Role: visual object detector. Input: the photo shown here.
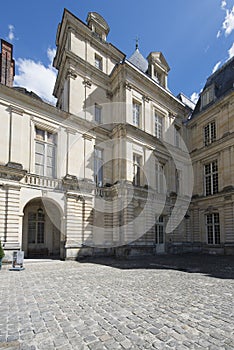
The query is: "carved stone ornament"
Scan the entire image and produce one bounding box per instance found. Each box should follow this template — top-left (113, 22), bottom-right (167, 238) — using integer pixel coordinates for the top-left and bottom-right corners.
top-left (83, 78), bottom-right (92, 88)
top-left (66, 69), bottom-right (77, 80)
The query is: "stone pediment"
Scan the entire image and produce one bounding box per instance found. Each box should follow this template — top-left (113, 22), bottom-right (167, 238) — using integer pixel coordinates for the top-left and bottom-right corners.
top-left (147, 52), bottom-right (170, 73)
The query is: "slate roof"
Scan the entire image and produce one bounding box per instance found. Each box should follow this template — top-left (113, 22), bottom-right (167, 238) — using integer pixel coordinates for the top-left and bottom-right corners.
top-left (128, 48), bottom-right (148, 73)
top-left (13, 87), bottom-right (42, 101)
top-left (192, 56), bottom-right (234, 117)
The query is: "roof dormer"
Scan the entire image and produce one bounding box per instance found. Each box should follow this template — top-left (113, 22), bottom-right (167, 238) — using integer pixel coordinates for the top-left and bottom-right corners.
top-left (86, 12), bottom-right (110, 41)
top-left (147, 52), bottom-right (170, 89)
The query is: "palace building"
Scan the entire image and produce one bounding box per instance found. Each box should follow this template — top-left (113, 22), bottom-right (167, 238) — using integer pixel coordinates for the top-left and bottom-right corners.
top-left (0, 9), bottom-right (233, 260)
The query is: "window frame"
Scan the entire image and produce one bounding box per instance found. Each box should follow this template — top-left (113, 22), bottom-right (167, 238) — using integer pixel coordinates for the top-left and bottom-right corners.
top-left (155, 216), bottom-right (164, 244)
top-left (132, 101), bottom-right (141, 128)
top-left (133, 153), bottom-right (142, 187)
top-left (201, 86), bottom-right (215, 108)
top-left (204, 121), bottom-right (216, 146)
top-left (154, 111), bottom-right (163, 139)
top-left (95, 54), bottom-right (103, 71)
top-left (35, 127), bottom-right (57, 178)
top-left (155, 162), bottom-right (165, 193)
top-left (204, 160), bottom-right (218, 196)
top-left (94, 147), bottom-right (104, 187)
top-left (175, 125), bottom-right (181, 148)
top-left (206, 213), bottom-right (220, 245)
top-left (28, 210), bottom-right (45, 245)
top-left (95, 103), bottom-right (102, 124)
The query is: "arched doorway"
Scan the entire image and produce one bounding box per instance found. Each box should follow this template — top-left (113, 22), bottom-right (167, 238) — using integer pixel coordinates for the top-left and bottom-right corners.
top-left (22, 198), bottom-right (63, 258)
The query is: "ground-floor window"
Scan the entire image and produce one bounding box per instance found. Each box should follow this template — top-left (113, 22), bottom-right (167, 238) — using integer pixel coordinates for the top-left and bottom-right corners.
top-left (155, 216), bottom-right (164, 244)
top-left (206, 213), bottom-right (220, 245)
top-left (28, 209), bottom-right (45, 244)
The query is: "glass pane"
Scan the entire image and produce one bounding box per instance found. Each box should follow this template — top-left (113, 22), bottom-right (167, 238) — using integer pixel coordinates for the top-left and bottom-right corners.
top-left (46, 167), bottom-right (53, 178)
top-left (28, 213), bottom-right (36, 221)
top-left (214, 213), bottom-right (219, 223)
top-left (206, 214), bottom-right (212, 224)
top-left (47, 132), bottom-right (55, 144)
top-left (36, 142), bottom-right (44, 154)
top-left (28, 217), bottom-right (36, 244)
top-left (35, 164), bottom-right (44, 176)
top-left (205, 164), bottom-right (211, 175)
top-left (205, 176), bottom-right (211, 195)
top-left (35, 153), bottom-right (44, 165)
top-left (95, 105), bottom-right (102, 123)
top-left (47, 145), bottom-right (54, 157)
top-left (213, 173), bottom-right (218, 194)
top-left (159, 226), bottom-right (164, 244)
top-left (36, 128), bottom-right (45, 141)
top-left (214, 225), bottom-right (220, 244)
top-left (37, 222), bottom-right (44, 244)
top-left (207, 225), bottom-right (213, 244)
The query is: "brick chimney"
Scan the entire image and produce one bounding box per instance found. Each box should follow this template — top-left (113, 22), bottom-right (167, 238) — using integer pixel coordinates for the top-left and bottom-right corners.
top-left (0, 39), bottom-right (15, 87)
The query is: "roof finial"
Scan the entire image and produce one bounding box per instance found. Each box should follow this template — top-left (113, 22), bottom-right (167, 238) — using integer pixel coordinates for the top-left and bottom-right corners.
top-left (135, 36), bottom-right (139, 50)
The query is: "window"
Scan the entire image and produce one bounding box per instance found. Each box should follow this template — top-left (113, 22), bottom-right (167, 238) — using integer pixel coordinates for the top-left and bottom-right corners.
top-left (133, 154), bottom-right (141, 186)
top-left (133, 102), bottom-right (141, 127)
top-left (155, 112), bottom-right (163, 139)
top-left (95, 54), bottom-right (103, 70)
top-left (175, 169), bottom-right (181, 194)
top-left (28, 209), bottom-right (45, 244)
top-left (201, 87), bottom-right (214, 108)
top-left (204, 160), bottom-right (218, 196)
top-left (154, 70), bottom-right (162, 85)
top-left (155, 162), bottom-right (165, 193)
top-left (155, 216), bottom-right (164, 244)
top-left (175, 126), bottom-right (181, 148)
top-left (95, 104), bottom-right (102, 124)
top-left (204, 121), bottom-right (216, 146)
top-left (94, 148), bottom-right (103, 187)
top-left (35, 127), bottom-right (56, 178)
top-left (206, 213), bottom-right (220, 245)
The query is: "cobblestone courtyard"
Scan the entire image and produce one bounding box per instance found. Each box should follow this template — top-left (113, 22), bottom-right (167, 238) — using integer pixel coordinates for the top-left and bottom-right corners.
top-left (0, 255), bottom-right (234, 350)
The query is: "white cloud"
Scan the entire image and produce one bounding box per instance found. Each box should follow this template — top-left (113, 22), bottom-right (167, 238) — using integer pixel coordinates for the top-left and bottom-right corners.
top-left (221, 1), bottom-right (227, 10)
top-left (47, 48), bottom-right (56, 68)
top-left (190, 92), bottom-right (199, 104)
top-left (14, 48), bottom-right (57, 105)
top-left (216, 30), bottom-right (221, 38)
top-left (7, 24), bottom-right (15, 41)
top-left (228, 42), bottom-right (234, 58)
top-left (222, 6), bottom-right (234, 36)
top-left (212, 61), bottom-right (222, 73)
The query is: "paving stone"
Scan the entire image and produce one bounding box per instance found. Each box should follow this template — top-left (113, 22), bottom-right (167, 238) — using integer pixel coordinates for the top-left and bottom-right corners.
top-left (0, 257), bottom-right (233, 350)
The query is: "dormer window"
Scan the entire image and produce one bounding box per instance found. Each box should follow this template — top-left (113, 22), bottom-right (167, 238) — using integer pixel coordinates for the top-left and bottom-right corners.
top-left (154, 70), bottom-right (162, 84)
top-left (95, 54), bottom-right (103, 70)
top-left (147, 52), bottom-right (170, 89)
top-left (201, 86), bottom-right (215, 108)
top-left (87, 12), bottom-right (110, 42)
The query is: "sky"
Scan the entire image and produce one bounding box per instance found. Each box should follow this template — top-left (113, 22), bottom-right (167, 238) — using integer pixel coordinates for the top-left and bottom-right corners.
top-left (0, 0), bottom-right (233, 105)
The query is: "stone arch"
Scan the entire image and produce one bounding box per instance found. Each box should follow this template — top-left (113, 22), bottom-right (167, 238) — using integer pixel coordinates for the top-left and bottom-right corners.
top-left (22, 196), bottom-right (64, 259)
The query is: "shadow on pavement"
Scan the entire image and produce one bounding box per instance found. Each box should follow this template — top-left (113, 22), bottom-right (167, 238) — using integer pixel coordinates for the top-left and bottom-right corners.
top-left (77, 253), bottom-right (234, 280)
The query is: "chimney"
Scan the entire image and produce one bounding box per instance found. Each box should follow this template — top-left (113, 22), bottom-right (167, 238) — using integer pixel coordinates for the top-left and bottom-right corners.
top-left (0, 39), bottom-right (15, 87)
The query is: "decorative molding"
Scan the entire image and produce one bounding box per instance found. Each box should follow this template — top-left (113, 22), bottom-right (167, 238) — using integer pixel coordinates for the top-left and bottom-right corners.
top-left (66, 68), bottom-right (77, 80)
top-left (142, 95), bottom-right (150, 103)
top-left (65, 127), bottom-right (77, 135)
top-left (83, 78), bottom-right (92, 88)
top-left (9, 105), bottom-right (24, 116)
top-left (31, 118), bottom-right (58, 133)
top-left (0, 164), bottom-right (27, 182)
top-left (106, 90), bottom-right (113, 99)
top-left (83, 133), bottom-right (93, 141)
top-left (125, 82), bottom-right (132, 91)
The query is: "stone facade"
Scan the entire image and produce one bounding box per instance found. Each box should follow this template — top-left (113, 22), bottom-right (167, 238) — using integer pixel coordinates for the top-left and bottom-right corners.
top-left (187, 59), bottom-right (234, 255)
top-left (0, 9), bottom-right (233, 260)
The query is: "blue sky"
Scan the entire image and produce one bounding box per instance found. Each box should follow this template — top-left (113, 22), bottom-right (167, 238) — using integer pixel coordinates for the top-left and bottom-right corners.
top-left (0, 0), bottom-right (233, 104)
